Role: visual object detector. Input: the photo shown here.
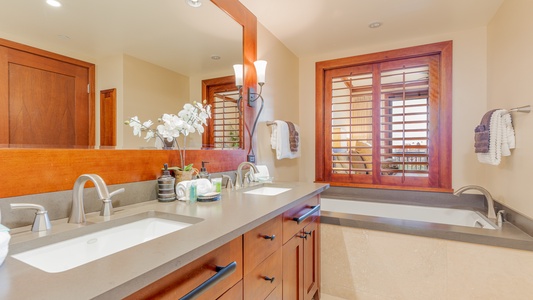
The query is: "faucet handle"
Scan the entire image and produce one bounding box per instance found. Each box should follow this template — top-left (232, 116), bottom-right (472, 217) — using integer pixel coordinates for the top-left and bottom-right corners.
top-left (100, 188), bottom-right (125, 217)
top-left (10, 203), bottom-right (52, 232)
top-left (109, 188), bottom-right (125, 198)
top-left (222, 175), bottom-right (234, 190)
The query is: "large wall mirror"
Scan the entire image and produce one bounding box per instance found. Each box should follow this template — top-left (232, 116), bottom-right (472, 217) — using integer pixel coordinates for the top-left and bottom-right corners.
top-left (0, 0), bottom-right (246, 150)
top-left (0, 0), bottom-right (257, 199)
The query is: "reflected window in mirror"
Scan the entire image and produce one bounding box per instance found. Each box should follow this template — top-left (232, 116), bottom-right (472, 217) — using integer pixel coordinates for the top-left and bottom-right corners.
top-left (202, 75), bottom-right (243, 149)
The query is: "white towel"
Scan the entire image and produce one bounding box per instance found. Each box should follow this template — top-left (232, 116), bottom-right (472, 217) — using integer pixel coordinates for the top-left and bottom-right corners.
top-left (175, 179), bottom-right (213, 199)
top-left (270, 121), bottom-right (300, 159)
top-left (477, 109), bottom-right (515, 165)
top-left (253, 165), bottom-right (270, 181)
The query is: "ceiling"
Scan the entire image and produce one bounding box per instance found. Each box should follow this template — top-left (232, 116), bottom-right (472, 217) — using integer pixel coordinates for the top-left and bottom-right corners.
top-left (239, 0), bottom-right (505, 58)
top-left (0, 0), bottom-right (506, 75)
top-left (0, 0), bottom-right (242, 76)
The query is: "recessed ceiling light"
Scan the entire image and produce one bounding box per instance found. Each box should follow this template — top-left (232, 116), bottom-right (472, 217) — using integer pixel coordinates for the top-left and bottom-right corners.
top-left (368, 22), bottom-right (383, 29)
top-left (211, 55), bottom-right (221, 60)
top-left (186, 0), bottom-right (202, 8)
top-left (46, 0), bottom-right (62, 7)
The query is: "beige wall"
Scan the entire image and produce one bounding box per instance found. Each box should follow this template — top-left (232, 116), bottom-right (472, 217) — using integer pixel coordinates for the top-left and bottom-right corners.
top-left (121, 55), bottom-right (190, 149)
top-left (96, 55), bottom-right (124, 147)
top-left (298, 27), bottom-right (490, 188)
top-left (254, 23), bottom-right (301, 182)
top-left (487, 0), bottom-right (533, 219)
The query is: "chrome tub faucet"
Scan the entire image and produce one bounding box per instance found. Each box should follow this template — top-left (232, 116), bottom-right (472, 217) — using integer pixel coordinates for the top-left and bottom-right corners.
top-left (453, 185), bottom-right (497, 221)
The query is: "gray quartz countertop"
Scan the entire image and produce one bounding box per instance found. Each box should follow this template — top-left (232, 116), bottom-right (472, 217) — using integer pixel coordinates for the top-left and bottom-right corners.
top-left (0, 182), bottom-right (329, 300)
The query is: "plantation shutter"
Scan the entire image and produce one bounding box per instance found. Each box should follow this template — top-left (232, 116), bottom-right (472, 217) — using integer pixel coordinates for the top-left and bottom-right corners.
top-left (325, 55), bottom-right (440, 188)
top-left (212, 90), bottom-right (242, 149)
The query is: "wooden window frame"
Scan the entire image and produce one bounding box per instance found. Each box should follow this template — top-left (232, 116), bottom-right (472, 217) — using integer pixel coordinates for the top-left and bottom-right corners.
top-left (202, 75), bottom-right (243, 149)
top-left (315, 41), bottom-right (452, 192)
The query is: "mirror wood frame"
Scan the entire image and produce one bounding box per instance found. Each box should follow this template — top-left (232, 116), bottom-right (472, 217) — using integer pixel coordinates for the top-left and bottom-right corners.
top-left (0, 0), bottom-right (257, 198)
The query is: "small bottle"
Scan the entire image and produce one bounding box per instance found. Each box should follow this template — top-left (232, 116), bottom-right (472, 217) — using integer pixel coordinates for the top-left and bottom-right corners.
top-left (189, 181), bottom-right (198, 202)
top-left (198, 161), bottom-right (210, 180)
top-left (157, 164), bottom-right (176, 202)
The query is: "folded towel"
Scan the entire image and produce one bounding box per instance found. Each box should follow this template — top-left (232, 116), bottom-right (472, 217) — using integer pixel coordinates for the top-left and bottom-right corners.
top-left (477, 109), bottom-right (515, 165)
top-left (270, 121), bottom-right (300, 159)
top-left (474, 109), bottom-right (497, 153)
top-left (286, 121), bottom-right (299, 152)
top-left (175, 179), bottom-right (213, 199)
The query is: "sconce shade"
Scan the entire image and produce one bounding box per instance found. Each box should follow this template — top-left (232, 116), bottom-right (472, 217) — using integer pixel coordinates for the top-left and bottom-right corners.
top-left (233, 64), bottom-right (243, 87)
top-left (254, 60), bottom-right (267, 84)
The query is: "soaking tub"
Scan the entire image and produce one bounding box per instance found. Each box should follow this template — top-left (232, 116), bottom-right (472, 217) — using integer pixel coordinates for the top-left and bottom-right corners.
top-left (320, 197), bottom-right (497, 230)
top-left (320, 196), bottom-right (533, 251)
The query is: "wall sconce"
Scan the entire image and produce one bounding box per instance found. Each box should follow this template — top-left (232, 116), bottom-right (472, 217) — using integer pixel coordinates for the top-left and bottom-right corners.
top-left (233, 60), bottom-right (267, 107)
top-left (233, 60), bottom-right (267, 162)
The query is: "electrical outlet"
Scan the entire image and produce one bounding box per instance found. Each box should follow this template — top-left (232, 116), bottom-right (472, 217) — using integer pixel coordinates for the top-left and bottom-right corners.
top-left (247, 154), bottom-right (256, 163)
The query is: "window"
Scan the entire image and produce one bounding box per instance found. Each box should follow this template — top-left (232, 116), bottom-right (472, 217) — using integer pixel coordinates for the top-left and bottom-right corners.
top-left (211, 89), bottom-right (242, 149)
top-left (315, 42), bottom-right (452, 191)
top-left (202, 76), bottom-right (243, 149)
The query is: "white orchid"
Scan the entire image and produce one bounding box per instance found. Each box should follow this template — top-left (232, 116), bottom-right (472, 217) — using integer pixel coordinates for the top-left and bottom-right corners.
top-left (125, 101), bottom-right (212, 169)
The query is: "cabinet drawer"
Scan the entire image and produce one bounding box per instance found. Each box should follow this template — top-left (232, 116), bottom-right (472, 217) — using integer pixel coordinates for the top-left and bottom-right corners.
top-left (282, 195), bottom-right (319, 244)
top-left (126, 236), bottom-right (243, 300)
top-left (244, 247), bottom-right (282, 300)
top-left (244, 215), bottom-right (282, 274)
top-left (218, 280), bottom-right (243, 300)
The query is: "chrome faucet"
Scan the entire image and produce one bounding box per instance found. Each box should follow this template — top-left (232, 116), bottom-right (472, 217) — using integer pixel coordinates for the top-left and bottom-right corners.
top-left (453, 185), bottom-right (497, 220)
top-left (68, 174), bottom-right (125, 224)
top-left (235, 162), bottom-right (259, 189)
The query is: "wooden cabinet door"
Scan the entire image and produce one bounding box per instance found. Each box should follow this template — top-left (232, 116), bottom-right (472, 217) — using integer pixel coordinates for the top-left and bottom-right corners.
top-left (282, 232), bottom-right (304, 300)
top-left (303, 220), bottom-right (319, 300)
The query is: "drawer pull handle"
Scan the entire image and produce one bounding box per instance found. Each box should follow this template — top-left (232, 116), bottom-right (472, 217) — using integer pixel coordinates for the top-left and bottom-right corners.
top-left (263, 234), bottom-right (276, 241)
top-left (304, 231), bottom-right (312, 237)
top-left (292, 204), bottom-right (321, 224)
top-left (180, 261), bottom-right (237, 300)
top-left (298, 234), bottom-right (307, 240)
top-left (264, 276), bottom-right (276, 283)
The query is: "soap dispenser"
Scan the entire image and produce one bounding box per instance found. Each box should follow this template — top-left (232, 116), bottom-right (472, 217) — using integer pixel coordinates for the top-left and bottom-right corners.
top-left (157, 163), bottom-right (176, 202)
top-left (198, 161), bottom-right (210, 180)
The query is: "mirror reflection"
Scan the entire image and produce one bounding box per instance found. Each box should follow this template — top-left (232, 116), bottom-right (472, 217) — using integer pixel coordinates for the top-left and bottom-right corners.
top-left (0, 0), bottom-right (242, 149)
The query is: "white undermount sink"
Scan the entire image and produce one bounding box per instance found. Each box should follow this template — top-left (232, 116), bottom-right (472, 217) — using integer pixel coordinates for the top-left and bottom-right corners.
top-left (12, 211), bottom-right (202, 273)
top-left (244, 186), bottom-right (291, 196)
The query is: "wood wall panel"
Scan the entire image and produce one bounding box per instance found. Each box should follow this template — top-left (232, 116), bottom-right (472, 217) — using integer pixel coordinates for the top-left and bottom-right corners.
top-left (0, 148), bottom-right (245, 198)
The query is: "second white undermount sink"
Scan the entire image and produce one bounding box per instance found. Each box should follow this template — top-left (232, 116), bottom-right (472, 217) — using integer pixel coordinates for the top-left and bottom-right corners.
top-left (244, 186), bottom-right (291, 196)
top-left (12, 211), bottom-right (202, 273)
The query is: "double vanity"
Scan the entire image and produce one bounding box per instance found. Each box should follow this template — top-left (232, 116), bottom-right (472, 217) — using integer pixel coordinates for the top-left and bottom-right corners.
top-left (0, 181), bottom-right (328, 299)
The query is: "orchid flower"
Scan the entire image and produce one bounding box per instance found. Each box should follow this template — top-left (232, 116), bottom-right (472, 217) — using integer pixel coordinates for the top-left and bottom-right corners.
top-left (125, 101), bottom-right (212, 169)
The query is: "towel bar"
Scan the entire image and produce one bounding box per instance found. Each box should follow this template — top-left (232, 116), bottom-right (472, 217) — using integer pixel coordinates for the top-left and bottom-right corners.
top-left (507, 105), bottom-right (531, 113)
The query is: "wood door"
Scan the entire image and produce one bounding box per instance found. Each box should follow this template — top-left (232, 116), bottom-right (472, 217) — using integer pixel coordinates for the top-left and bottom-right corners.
top-left (100, 88), bottom-right (117, 146)
top-left (282, 233), bottom-right (304, 300)
top-left (0, 41), bottom-right (94, 146)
